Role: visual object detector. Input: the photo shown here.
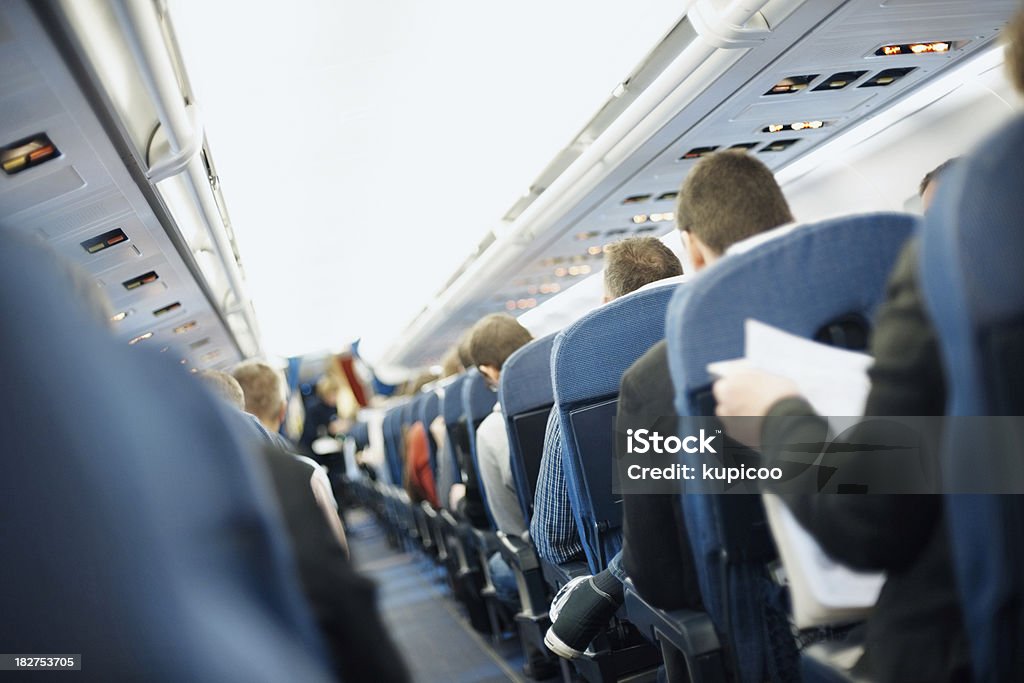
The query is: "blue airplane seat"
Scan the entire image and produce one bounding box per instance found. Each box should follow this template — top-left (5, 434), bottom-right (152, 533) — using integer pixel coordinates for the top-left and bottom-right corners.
top-left (381, 406), bottom-right (404, 486)
top-left (441, 374), bottom-right (469, 492)
top-left (0, 234), bottom-right (332, 681)
top-left (920, 115), bottom-right (1024, 683)
top-left (667, 212), bottom-right (917, 682)
top-left (498, 332), bottom-right (557, 525)
top-left (461, 368), bottom-right (499, 530)
top-left (552, 281), bottom-right (682, 574)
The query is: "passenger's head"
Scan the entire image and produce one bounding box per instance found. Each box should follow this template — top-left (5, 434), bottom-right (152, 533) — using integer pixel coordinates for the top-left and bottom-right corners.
top-left (232, 362), bottom-right (287, 431)
top-left (919, 157), bottom-right (960, 211)
top-left (675, 150), bottom-right (793, 270)
top-left (467, 313), bottom-right (533, 386)
top-left (602, 236), bottom-right (683, 302)
top-left (199, 370), bottom-right (246, 411)
top-left (440, 347), bottom-right (463, 377)
top-left (457, 333), bottom-right (475, 370)
top-left (315, 374), bottom-right (340, 406)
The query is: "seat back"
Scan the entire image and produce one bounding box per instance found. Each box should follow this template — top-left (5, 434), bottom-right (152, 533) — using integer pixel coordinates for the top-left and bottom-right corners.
top-left (382, 404), bottom-right (406, 486)
top-left (0, 235), bottom-right (332, 681)
top-left (920, 116), bottom-right (1024, 683)
top-left (552, 282), bottom-right (681, 572)
top-left (351, 421), bottom-right (370, 451)
top-left (462, 368), bottom-right (499, 529)
top-left (499, 333), bottom-right (557, 525)
top-left (667, 212), bottom-right (917, 682)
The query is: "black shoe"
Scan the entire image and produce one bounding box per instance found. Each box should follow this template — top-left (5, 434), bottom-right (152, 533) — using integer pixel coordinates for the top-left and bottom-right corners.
top-left (543, 576), bottom-right (621, 659)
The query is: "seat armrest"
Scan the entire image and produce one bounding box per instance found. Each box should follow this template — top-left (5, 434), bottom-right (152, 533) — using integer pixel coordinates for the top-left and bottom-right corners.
top-left (497, 531), bottom-right (540, 571)
top-left (623, 581), bottom-right (720, 658)
top-left (540, 558), bottom-right (590, 590)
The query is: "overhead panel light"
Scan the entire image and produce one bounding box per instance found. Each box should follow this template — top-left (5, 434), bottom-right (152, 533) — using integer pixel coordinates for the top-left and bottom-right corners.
top-left (813, 70), bottom-right (868, 91)
top-left (173, 320), bottom-right (198, 334)
top-left (762, 121), bottom-right (826, 134)
top-left (760, 139), bottom-right (800, 153)
top-left (1, 133), bottom-right (60, 175)
top-left (81, 228), bottom-right (128, 255)
top-left (764, 74), bottom-right (818, 96)
top-left (729, 142), bottom-right (759, 151)
top-left (622, 194), bottom-right (652, 205)
top-left (128, 331), bottom-right (154, 345)
top-left (875, 41), bottom-right (951, 57)
top-left (860, 67), bottom-right (917, 88)
top-left (153, 302), bottom-right (182, 317)
top-left (680, 145), bottom-right (718, 160)
top-left (122, 271), bottom-right (159, 291)
top-left (110, 310), bottom-right (131, 323)
top-left (632, 214), bottom-right (649, 224)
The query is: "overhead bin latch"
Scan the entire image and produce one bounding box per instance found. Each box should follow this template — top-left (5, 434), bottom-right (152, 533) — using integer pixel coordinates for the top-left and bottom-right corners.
top-left (688, 0), bottom-right (772, 49)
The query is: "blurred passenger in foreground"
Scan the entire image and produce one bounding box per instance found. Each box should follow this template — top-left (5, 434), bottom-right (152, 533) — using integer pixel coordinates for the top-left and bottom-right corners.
top-left (1, 233), bottom-right (336, 681)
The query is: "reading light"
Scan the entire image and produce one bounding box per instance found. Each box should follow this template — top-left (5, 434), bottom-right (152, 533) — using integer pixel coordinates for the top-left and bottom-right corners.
top-left (128, 331), bottom-right (154, 345)
top-left (110, 310), bottom-right (130, 322)
top-left (877, 41), bottom-right (951, 57)
top-left (632, 214), bottom-right (648, 224)
top-left (173, 320), bottom-right (198, 334)
top-left (587, 246), bottom-right (603, 255)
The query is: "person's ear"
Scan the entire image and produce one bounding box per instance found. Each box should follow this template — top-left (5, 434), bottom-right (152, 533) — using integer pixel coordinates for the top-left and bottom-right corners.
top-left (478, 365), bottom-right (501, 385)
top-left (680, 230), bottom-right (704, 272)
top-left (682, 231), bottom-right (719, 271)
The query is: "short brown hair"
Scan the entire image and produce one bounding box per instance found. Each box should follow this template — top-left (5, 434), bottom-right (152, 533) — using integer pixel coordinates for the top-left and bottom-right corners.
top-left (232, 362), bottom-right (285, 423)
top-left (603, 236), bottom-right (683, 299)
top-left (675, 150), bottom-right (793, 254)
top-left (919, 157), bottom-right (960, 197)
top-left (199, 370), bottom-right (246, 411)
top-left (467, 314), bottom-right (533, 370)
top-left (1007, 6), bottom-right (1024, 94)
top-left (457, 333), bottom-right (475, 368)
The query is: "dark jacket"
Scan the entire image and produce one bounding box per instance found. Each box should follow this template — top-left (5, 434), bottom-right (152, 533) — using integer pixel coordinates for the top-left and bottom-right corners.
top-left (763, 241), bottom-right (970, 683)
top-left (619, 340), bottom-right (703, 610)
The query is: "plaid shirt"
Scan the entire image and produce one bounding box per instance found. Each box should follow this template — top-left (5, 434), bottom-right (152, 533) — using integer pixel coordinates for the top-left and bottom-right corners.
top-left (529, 406), bottom-right (585, 564)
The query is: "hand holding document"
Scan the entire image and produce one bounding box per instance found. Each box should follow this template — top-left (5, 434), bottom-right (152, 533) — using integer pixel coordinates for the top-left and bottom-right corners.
top-left (708, 318), bottom-right (873, 417)
top-left (709, 319), bottom-right (884, 628)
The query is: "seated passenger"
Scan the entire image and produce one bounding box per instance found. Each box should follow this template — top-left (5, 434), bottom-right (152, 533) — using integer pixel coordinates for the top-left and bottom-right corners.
top-left (436, 337), bottom-right (472, 512)
top-left (233, 361), bottom-right (294, 450)
top-left (466, 313), bottom-right (535, 606)
top-left (403, 419), bottom-right (440, 507)
top-left (531, 236), bottom-right (685, 568)
top-left (201, 370), bottom-right (348, 552)
top-left (545, 151), bottom-right (795, 659)
top-left (199, 369), bottom-right (409, 682)
top-left (709, 156), bottom-right (980, 682)
top-left (299, 374), bottom-right (342, 456)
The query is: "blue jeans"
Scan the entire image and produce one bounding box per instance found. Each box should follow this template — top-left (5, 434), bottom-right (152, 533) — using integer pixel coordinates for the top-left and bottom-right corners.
top-left (488, 552), bottom-right (520, 608)
top-left (607, 550), bottom-right (627, 584)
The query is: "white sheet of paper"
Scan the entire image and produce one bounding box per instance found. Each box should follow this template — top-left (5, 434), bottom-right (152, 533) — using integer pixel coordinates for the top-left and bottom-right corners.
top-left (706, 319), bottom-right (884, 627)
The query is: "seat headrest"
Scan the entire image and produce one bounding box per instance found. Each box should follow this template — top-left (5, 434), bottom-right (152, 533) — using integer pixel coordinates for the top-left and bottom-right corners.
top-left (667, 211), bottom-right (918, 415)
top-left (499, 332), bottom-right (557, 415)
top-left (552, 280), bottom-right (681, 406)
